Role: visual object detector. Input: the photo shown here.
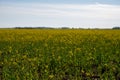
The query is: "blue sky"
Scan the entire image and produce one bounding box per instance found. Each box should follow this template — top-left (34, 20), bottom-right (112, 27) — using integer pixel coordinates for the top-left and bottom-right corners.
top-left (0, 0), bottom-right (120, 28)
top-left (0, 0), bottom-right (120, 4)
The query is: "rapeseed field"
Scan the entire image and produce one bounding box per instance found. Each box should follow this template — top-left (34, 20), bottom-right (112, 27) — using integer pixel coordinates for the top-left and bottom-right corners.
top-left (0, 29), bottom-right (120, 80)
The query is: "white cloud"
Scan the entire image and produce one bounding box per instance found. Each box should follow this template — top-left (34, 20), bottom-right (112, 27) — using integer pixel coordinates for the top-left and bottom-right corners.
top-left (0, 3), bottom-right (120, 28)
top-left (1, 3), bottom-right (120, 18)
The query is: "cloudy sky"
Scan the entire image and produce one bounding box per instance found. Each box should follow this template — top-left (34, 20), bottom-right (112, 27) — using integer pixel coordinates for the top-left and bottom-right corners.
top-left (0, 0), bottom-right (120, 28)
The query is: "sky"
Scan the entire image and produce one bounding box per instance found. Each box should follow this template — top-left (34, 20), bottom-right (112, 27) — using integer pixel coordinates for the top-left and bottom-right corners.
top-left (0, 0), bottom-right (120, 28)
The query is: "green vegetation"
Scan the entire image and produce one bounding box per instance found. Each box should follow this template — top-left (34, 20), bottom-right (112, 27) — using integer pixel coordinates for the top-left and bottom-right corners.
top-left (0, 29), bottom-right (120, 80)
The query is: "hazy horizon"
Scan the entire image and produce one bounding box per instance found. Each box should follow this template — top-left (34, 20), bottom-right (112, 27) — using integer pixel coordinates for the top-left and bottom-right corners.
top-left (0, 0), bottom-right (120, 28)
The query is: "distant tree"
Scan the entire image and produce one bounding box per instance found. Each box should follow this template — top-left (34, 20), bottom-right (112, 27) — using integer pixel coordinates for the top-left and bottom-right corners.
top-left (112, 26), bottom-right (120, 29)
top-left (61, 27), bottom-right (69, 29)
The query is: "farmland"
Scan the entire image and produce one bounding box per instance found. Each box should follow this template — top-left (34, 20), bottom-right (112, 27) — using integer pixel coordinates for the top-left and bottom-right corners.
top-left (0, 29), bottom-right (120, 80)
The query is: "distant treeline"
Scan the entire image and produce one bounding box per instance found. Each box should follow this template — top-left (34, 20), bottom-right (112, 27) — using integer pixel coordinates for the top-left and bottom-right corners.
top-left (14, 27), bottom-right (80, 29)
top-left (14, 26), bottom-right (120, 29)
top-left (15, 27), bottom-right (55, 29)
top-left (112, 27), bottom-right (120, 29)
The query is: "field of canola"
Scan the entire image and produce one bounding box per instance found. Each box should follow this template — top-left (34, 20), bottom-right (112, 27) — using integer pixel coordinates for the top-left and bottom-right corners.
top-left (0, 29), bottom-right (120, 80)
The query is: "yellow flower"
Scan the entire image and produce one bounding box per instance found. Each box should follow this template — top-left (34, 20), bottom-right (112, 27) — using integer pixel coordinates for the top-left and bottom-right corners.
top-left (49, 75), bottom-right (54, 79)
top-left (45, 65), bottom-right (48, 68)
top-left (13, 62), bottom-right (17, 65)
top-left (81, 69), bottom-right (85, 73)
top-left (23, 55), bottom-right (27, 59)
top-left (76, 48), bottom-right (81, 51)
top-left (22, 67), bottom-right (24, 70)
top-left (57, 56), bottom-right (61, 61)
top-left (69, 51), bottom-right (73, 56)
top-left (86, 72), bottom-right (90, 76)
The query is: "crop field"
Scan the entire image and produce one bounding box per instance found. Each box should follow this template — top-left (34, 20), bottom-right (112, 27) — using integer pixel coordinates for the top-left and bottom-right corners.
top-left (0, 29), bottom-right (120, 80)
